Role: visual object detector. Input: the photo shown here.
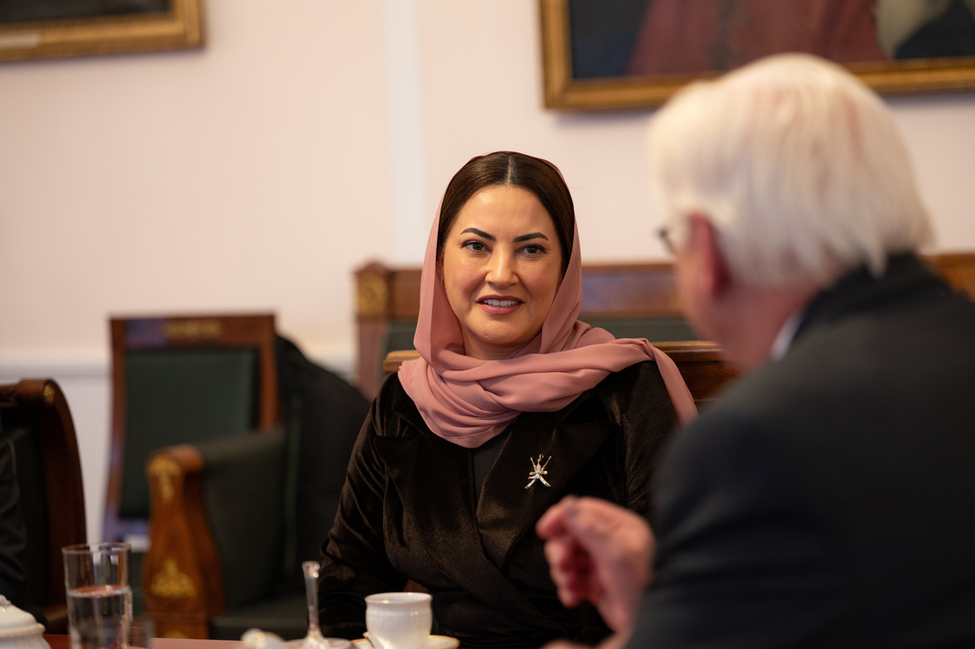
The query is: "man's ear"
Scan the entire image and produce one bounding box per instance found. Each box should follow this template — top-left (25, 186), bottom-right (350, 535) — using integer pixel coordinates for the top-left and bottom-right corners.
top-left (687, 214), bottom-right (731, 300)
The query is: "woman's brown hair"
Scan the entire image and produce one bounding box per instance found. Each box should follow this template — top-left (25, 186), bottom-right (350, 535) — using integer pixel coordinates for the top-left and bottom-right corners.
top-left (436, 151), bottom-right (575, 275)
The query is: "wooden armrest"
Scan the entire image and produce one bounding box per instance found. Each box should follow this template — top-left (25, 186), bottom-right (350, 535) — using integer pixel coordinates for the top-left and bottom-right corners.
top-left (381, 341), bottom-right (740, 406)
top-left (41, 605), bottom-right (68, 634)
top-left (651, 341), bottom-right (740, 404)
top-left (383, 350), bottom-right (420, 373)
top-left (143, 445), bottom-right (226, 639)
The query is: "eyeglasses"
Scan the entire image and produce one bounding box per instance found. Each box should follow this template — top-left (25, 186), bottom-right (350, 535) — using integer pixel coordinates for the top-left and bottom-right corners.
top-left (657, 225), bottom-right (676, 255)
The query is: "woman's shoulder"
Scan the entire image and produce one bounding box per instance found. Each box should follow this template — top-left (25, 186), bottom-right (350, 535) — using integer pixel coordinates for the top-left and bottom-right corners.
top-left (370, 372), bottom-right (426, 437)
top-left (595, 360), bottom-right (667, 397)
top-left (375, 370), bottom-right (408, 403)
top-left (590, 359), bottom-right (675, 424)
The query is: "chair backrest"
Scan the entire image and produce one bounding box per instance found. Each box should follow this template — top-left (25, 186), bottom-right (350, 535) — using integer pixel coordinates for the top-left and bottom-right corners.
top-left (355, 262), bottom-right (694, 399)
top-left (0, 379), bottom-right (86, 631)
top-left (105, 313), bottom-right (280, 542)
top-left (274, 336), bottom-right (370, 586)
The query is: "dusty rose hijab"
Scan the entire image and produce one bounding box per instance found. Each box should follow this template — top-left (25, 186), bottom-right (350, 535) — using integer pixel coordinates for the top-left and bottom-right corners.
top-left (398, 155), bottom-right (696, 448)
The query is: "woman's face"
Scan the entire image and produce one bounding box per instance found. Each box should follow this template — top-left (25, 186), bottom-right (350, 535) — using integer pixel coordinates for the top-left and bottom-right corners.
top-left (440, 185), bottom-right (563, 360)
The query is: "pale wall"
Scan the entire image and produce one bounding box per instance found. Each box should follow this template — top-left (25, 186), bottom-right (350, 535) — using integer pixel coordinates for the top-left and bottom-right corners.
top-left (2, 0), bottom-right (974, 539)
top-left (415, 0), bottom-right (975, 260)
top-left (0, 0), bottom-right (394, 539)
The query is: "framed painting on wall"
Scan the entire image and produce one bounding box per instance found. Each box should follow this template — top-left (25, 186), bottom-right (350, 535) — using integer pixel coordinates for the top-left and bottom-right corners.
top-left (540, 0), bottom-right (975, 110)
top-left (0, 0), bottom-right (203, 62)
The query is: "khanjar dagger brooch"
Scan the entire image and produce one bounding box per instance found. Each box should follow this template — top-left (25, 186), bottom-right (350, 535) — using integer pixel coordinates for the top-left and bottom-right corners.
top-left (525, 454), bottom-right (552, 489)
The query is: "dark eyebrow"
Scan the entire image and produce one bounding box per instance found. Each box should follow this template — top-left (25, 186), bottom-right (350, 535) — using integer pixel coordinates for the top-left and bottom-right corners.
top-left (459, 228), bottom-right (550, 244)
top-left (460, 227), bottom-right (495, 241)
top-left (514, 232), bottom-right (549, 243)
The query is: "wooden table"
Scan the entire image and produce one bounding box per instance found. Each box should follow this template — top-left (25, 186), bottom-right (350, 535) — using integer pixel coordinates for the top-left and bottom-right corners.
top-left (45, 635), bottom-right (240, 649)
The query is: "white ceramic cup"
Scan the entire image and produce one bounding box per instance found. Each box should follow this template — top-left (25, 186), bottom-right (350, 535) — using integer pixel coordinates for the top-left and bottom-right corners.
top-left (364, 593), bottom-right (432, 649)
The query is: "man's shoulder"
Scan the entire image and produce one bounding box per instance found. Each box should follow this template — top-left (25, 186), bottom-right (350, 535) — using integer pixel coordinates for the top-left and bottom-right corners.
top-left (708, 283), bottom-right (975, 424)
top-left (667, 288), bottom-right (975, 524)
top-left (649, 287), bottom-right (975, 644)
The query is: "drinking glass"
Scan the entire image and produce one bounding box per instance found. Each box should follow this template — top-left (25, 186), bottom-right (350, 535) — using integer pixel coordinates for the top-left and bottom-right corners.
top-left (62, 543), bottom-right (133, 649)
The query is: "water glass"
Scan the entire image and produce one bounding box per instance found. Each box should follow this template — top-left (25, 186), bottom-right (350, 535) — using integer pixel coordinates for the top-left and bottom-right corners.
top-left (364, 592), bottom-right (431, 649)
top-left (62, 543), bottom-right (133, 649)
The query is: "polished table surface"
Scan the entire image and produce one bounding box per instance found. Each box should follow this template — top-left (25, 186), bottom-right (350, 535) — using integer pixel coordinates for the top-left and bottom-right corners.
top-left (45, 635), bottom-right (240, 649)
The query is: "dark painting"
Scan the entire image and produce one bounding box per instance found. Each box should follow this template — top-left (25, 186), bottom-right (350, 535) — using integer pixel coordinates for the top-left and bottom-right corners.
top-left (542, 0), bottom-right (975, 109)
top-left (0, 0), bottom-right (201, 62)
top-left (568, 0), bottom-right (975, 80)
top-left (0, 0), bottom-right (168, 23)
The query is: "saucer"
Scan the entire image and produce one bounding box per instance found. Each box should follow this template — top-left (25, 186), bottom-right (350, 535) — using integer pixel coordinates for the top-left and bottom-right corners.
top-left (352, 636), bottom-right (459, 649)
top-left (286, 639), bottom-right (353, 649)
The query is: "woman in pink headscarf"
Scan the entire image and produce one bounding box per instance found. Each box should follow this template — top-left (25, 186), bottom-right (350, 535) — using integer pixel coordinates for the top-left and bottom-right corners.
top-left (318, 152), bottom-right (694, 649)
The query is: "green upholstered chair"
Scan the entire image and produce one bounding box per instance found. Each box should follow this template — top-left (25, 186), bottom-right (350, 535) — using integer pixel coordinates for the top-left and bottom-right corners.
top-left (105, 314), bottom-right (280, 544)
top-left (105, 314), bottom-right (280, 617)
top-left (0, 379), bottom-right (87, 633)
top-left (143, 336), bottom-right (370, 639)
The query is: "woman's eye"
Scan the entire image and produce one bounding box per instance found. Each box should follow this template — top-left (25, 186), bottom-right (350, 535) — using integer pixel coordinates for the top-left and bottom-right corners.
top-left (522, 244), bottom-right (545, 255)
top-left (463, 240), bottom-right (486, 252)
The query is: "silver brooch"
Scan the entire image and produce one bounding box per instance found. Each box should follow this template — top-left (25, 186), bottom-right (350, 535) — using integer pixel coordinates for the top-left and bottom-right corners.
top-left (525, 454), bottom-right (552, 489)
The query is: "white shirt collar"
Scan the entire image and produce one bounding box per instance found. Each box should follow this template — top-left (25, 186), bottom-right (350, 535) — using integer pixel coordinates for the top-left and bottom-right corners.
top-left (769, 308), bottom-right (805, 361)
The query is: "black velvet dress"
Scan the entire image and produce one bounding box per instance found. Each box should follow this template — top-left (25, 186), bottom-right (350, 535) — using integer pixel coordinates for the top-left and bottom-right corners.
top-left (318, 361), bottom-right (678, 649)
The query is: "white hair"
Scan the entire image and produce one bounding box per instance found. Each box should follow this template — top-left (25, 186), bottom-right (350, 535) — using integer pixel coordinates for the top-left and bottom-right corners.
top-left (647, 53), bottom-right (933, 286)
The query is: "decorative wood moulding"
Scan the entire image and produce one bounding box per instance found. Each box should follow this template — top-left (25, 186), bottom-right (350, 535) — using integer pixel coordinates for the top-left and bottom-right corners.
top-left (147, 455), bottom-right (182, 505)
top-left (150, 558), bottom-right (197, 600)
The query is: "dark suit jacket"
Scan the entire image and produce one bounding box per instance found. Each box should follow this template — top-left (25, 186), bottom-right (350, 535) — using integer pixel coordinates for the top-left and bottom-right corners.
top-left (320, 361), bottom-right (678, 649)
top-left (630, 254), bottom-right (975, 648)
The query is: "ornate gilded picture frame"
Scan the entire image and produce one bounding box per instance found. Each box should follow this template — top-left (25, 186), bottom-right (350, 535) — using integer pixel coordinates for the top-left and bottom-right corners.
top-left (0, 0), bottom-right (203, 62)
top-left (540, 0), bottom-right (975, 110)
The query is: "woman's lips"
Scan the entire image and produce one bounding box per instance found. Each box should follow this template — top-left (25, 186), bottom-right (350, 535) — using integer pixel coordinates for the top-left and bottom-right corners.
top-left (477, 297), bottom-right (522, 314)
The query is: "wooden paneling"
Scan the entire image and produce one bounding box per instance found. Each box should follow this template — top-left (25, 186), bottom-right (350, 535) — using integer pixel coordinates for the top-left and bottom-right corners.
top-left (357, 253), bottom-right (975, 400)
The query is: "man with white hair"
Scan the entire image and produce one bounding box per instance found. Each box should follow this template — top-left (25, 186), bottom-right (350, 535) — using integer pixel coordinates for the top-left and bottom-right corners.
top-left (537, 53), bottom-right (975, 647)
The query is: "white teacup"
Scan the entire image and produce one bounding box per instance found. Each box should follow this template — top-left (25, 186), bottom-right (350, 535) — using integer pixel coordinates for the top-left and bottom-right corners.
top-left (364, 592), bottom-right (432, 649)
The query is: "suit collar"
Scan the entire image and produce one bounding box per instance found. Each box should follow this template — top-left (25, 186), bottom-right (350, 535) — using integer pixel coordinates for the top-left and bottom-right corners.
top-left (794, 253), bottom-right (947, 344)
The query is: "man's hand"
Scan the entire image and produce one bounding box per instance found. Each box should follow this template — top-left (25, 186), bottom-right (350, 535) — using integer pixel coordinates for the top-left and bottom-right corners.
top-left (536, 496), bottom-right (655, 634)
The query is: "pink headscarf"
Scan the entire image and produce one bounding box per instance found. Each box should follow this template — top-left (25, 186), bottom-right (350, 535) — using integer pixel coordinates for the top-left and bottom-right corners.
top-left (398, 158), bottom-right (696, 448)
